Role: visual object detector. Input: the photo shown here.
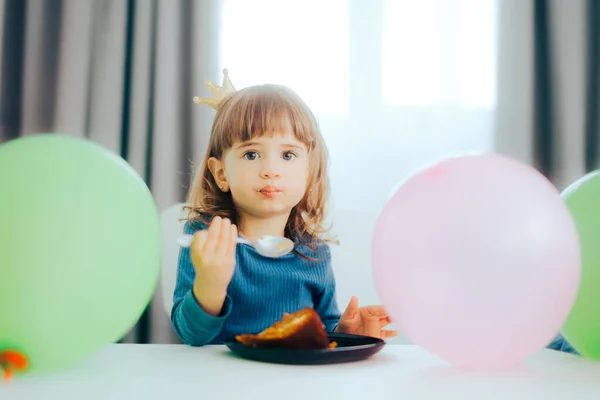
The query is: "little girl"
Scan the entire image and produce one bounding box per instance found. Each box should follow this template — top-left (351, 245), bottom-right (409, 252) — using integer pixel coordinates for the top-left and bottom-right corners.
top-left (171, 70), bottom-right (397, 345)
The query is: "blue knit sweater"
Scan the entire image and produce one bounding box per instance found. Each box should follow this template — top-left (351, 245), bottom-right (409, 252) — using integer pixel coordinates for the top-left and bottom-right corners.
top-left (171, 221), bottom-right (341, 345)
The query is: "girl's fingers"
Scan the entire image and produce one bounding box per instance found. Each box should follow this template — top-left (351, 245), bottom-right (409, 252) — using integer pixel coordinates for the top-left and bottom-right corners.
top-left (341, 296), bottom-right (359, 320)
top-left (381, 330), bottom-right (398, 339)
top-left (366, 305), bottom-right (388, 317)
top-left (227, 224), bottom-right (238, 260)
top-left (191, 230), bottom-right (208, 255)
top-left (215, 218), bottom-right (231, 256)
top-left (360, 306), bottom-right (381, 321)
top-left (203, 216), bottom-right (222, 256)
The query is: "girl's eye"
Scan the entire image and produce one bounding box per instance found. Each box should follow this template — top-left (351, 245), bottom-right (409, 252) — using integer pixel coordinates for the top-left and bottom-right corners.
top-left (282, 151), bottom-right (297, 161)
top-left (243, 151), bottom-right (259, 160)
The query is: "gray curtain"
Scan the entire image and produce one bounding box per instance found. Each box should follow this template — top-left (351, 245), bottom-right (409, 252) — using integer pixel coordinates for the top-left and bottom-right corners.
top-left (495, 0), bottom-right (600, 189)
top-left (0, 0), bottom-right (221, 344)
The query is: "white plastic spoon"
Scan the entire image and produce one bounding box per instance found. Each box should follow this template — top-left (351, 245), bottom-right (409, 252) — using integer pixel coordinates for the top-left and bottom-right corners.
top-left (177, 234), bottom-right (294, 258)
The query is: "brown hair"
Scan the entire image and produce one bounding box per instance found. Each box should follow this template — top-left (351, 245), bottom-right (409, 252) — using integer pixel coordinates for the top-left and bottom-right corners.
top-left (184, 84), bottom-right (335, 250)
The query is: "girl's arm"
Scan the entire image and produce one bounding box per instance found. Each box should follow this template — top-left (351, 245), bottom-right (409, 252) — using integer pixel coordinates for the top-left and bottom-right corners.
top-left (312, 244), bottom-right (342, 332)
top-left (170, 222), bottom-right (232, 345)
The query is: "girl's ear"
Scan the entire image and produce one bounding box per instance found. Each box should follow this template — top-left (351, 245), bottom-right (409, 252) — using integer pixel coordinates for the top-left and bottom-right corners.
top-left (208, 157), bottom-right (229, 192)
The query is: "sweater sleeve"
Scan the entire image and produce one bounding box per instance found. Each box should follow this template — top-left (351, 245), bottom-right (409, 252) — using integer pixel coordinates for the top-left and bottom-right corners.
top-left (170, 221), bottom-right (233, 346)
top-left (312, 244), bottom-right (342, 332)
top-left (547, 333), bottom-right (579, 354)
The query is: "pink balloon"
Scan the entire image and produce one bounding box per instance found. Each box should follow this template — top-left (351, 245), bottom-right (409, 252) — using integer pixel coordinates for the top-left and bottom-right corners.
top-left (372, 154), bottom-right (581, 369)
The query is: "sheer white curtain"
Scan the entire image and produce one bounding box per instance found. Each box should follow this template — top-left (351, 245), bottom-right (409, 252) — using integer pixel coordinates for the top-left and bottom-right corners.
top-left (219, 0), bottom-right (498, 212)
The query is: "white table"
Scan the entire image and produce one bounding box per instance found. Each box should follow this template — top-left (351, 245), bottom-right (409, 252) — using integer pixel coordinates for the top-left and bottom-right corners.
top-left (1, 344), bottom-right (599, 400)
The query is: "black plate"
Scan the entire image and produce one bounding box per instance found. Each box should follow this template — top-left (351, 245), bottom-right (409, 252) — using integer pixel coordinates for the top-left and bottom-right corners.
top-left (225, 333), bottom-right (385, 365)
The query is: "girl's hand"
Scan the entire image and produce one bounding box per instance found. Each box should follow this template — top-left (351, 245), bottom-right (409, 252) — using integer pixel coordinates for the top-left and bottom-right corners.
top-left (335, 296), bottom-right (398, 339)
top-left (190, 216), bottom-right (238, 315)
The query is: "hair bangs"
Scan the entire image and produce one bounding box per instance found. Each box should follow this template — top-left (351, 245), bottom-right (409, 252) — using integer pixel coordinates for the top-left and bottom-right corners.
top-left (215, 85), bottom-right (317, 153)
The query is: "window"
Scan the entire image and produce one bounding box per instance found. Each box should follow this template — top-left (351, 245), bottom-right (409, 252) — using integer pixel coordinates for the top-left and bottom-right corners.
top-left (219, 0), bottom-right (498, 210)
top-left (219, 0), bottom-right (350, 119)
top-left (382, 0), bottom-right (497, 108)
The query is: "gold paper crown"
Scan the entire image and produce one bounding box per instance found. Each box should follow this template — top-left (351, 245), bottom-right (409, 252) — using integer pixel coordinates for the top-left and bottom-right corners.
top-left (193, 68), bottom-right (237, 110)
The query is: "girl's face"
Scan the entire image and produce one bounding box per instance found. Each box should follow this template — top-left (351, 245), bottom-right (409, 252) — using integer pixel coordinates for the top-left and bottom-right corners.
top-left (208, 123), bottom-right (310, 221)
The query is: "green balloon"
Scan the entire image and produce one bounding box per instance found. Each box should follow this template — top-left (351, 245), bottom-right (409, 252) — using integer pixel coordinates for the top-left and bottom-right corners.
top-left (0, 134), bottom-right (161, 375)
top-left (561, 171), bottom-right (600, 359)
